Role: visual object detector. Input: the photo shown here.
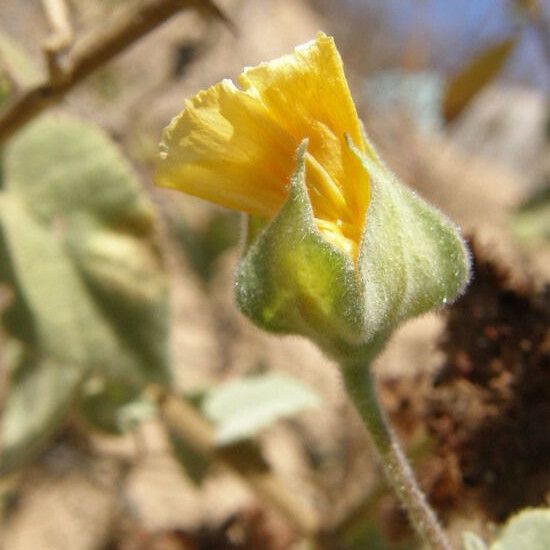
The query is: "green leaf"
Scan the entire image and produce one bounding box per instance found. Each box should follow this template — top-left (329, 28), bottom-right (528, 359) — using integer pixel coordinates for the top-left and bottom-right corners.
top-left (348, 524), bottom-right (417, 550)
top-left (167, 428), bottom-right (211, 485)
top-left (491, 509), bottom-right (550, 550)
top-left (172, 209), bottom-right (239, 283)
top-left (0, 115), bottom-right (169, 385)
top-left (202, 372), bottom-right (321, 445)
top-left (0, 353), bottom-right (83, 476)
top-left (511, 186), bottom-right (550, 245)
top-left (462, 531), bottom-right (489, 550)
top-left (0, 215), bottom-right (37, 345)
top-left (79, 377), bottom-right (154, 434)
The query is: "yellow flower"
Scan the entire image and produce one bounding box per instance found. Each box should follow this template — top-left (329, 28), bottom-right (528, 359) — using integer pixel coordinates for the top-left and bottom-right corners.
top-left (155, 32), bottom-right (371, 260)
top-left (155, 32), bottom-right (471, 362)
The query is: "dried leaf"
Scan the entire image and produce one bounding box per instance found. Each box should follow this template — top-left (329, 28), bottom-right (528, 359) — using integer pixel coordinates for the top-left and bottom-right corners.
top-left (443, 38), bottom-right (517, 122)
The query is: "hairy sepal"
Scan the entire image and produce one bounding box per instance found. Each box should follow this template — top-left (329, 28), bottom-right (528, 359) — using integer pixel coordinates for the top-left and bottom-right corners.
top-left (236, 139), bottom-right (471, 363)
top-left (350, 136), bottom-right (471, 345)
top-left (235, 141), bottom-right (366, 358)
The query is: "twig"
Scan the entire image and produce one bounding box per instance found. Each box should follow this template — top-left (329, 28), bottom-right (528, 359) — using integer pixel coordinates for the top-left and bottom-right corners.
top-left (42, 0), bottom-right (73, 52)
top-left (41, 0), bottom-right (73, 82)
top-left (42, 0), bottom-right (73, 50)
top-left (156, 390), bottom-right (320, 538)
top-left (0, 0), bottom-right (228, 147)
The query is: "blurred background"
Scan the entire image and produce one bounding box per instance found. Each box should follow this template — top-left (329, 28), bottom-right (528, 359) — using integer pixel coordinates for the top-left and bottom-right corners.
top-left (0, 1), bottom-right (548, 549)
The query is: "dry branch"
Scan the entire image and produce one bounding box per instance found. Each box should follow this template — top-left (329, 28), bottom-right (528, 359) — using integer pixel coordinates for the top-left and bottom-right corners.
top-left (0, 0), bottom-right (228, 147)
top-left (42, 0), bottom-right (73, 52)
top-left (41, 0), bottom-right (74, 81)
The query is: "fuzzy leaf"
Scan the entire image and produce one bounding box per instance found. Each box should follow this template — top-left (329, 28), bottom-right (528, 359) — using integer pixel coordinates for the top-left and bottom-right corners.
top-left (511, 186), bottom-right (550, 245)
top-left (79, 378), bottom-right (153, 434)
top-left (203, 372), bottom-right (320, 445)
top-left (491, 509), bottom-right (550, 550)
top-left (0, 115), bottom-right (169, 385)
top-left (172, 210), bottom-right (239, 283)
top-left (0, 353), bottom-right (83, 476)
top-left (462, 532), bottom-right (489, 550)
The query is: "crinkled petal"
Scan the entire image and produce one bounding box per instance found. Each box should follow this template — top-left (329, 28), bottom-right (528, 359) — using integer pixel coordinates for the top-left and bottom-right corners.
top-left (155, 33), bottom-right (371, 259)
top-left (156, 80), bottom-right (294, 218)
top-left (238, 33), bottom-right (371, 229)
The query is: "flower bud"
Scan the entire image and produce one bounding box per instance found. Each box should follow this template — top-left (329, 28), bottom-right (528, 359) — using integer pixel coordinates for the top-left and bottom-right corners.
top-left (155, 33), bottom-right (471, 362)
top-left (235, 139), bottom-right (470, 361)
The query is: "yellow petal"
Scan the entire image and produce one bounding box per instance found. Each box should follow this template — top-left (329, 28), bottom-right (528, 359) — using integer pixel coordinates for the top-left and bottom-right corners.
top-left (238, 33), bottom-right (369, 220)
top-left (155, 33), bottom-right (370, 260)
top-left (156, 79), bottom-right (293, 217)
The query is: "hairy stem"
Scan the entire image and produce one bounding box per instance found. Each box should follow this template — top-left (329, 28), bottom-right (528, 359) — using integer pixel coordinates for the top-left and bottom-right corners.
top-left (341, 361), bottom-right (452, 550)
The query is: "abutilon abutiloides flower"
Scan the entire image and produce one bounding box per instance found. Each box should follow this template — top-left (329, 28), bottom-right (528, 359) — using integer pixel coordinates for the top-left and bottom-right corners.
top-left (155, 32), bottom-right (471, 362)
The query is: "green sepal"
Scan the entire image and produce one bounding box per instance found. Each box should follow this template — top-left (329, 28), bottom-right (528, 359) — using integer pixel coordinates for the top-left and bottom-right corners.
top-left (236, 141), bottom-right (366, 358)
top-left (349, 136), bottom-right (471, 347)
top-left (236, 139), bottom-right (471, 363)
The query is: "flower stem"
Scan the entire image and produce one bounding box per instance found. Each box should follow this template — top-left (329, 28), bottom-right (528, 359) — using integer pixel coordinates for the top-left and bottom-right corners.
top-left (341, 360), bottom-right (452, 550)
